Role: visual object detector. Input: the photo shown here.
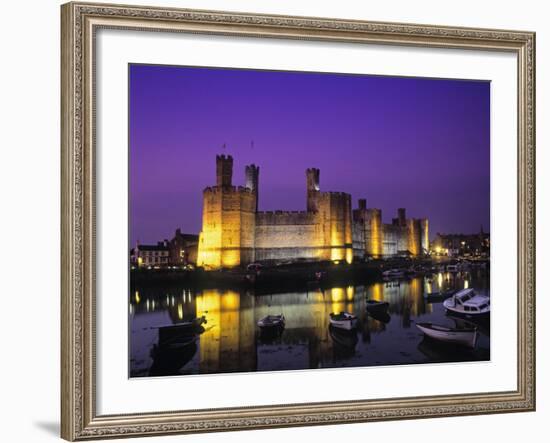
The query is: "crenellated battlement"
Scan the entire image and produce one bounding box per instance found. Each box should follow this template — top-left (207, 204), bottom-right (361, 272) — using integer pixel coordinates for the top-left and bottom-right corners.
top-left (257, 210), bottom-right (310, 214)
top-left (216, 154), bottom-right (233, 187)
top-left (203, 185), bottom-right (254, 194)
top-left (322, 191), bottom-right (351, 198)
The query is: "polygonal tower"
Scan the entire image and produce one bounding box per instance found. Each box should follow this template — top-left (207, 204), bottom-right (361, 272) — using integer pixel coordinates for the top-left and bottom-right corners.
top-left (197, 154), bottom-right (256, 269)
top-left (216, 154), bottom-right (233, 187)
top-left (306, 168), bottom-right (320, 212)
top-left (245, 164), bottom-right (260, 212)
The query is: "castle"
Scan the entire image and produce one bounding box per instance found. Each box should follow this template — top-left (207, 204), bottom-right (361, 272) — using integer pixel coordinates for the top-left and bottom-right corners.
top-left (197, 155), bottom-right (428, 269)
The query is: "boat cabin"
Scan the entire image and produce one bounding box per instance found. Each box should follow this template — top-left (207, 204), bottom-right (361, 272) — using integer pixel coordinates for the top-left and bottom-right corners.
top-left (447, 288), bottom-right (490, 314)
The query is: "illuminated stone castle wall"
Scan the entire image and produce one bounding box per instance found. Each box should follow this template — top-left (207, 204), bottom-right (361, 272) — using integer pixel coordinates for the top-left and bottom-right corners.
top-left (353, 204), bottom-right (428, 258)
top-left (198, 155), bottom-right (257, 268)
top-left (197, 155), bottom-right (427, 268)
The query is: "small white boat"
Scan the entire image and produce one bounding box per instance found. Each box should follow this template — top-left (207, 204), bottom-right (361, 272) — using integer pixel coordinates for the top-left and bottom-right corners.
top-left (257, 314), bottom-right (285, 329)
top-left (443, 288), bottom-right (490, 316)
top-left (329, 312), bottom-right (358, 330)
top-left (416, 322), bottom-right (478, 348)
top-left (329, 325), bottom-right (358, 349)
top-left (382, 269), bottom-right (405, 279)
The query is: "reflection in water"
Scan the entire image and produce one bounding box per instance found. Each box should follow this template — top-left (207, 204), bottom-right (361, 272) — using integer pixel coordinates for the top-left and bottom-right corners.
top-left (130, 270), bottom-right (490, 377)
top-left (150, 341), bottom-right (198, 376)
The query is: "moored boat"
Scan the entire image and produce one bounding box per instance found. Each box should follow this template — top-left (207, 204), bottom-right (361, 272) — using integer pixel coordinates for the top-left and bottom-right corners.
top-left (416, 322), bottom-right (478, 348)
top-left (443, 288), bottom-right (490, 316)
top-left (157, 316), bottom-right (206, 347)
top-left (329, 312), bottom-right (358, 330)
top-left (329, 325), bottom-right (358, 349)
top-left (368, 310), bottom-right (391, 324)
top-left (365, 299), bottom-right (389, 315)
top-left (257, 314), bottom-right (285, 329)
top-left (149, 339), bottom-right (198, 376)
top-left (424, 288), bottom-right (458, 303)
top-left (382, 269), bottom-right (405, 278)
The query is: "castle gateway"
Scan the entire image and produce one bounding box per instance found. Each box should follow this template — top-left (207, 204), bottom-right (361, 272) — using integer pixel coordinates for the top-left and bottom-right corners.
top-left (197, 155), bottom-right (428, 269)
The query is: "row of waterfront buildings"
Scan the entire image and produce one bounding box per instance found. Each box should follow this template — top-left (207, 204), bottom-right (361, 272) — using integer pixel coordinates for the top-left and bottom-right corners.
top-left (131, 229), bottom-right (199, 268)
top-left (132, 155), bottom-right (431, 269)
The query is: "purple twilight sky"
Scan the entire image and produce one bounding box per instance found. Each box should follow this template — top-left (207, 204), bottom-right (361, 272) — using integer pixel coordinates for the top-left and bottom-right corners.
top-left (129, 64), bottom-right (490, 246)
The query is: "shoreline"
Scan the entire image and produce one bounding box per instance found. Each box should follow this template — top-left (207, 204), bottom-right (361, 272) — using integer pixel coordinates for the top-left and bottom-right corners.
top-left (129, 257), bottom-right (485, 294)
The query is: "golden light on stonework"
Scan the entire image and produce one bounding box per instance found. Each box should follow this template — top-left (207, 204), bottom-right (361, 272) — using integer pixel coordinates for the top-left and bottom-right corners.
top-left (197, 230), bottom-right (223, 269)
top-left (330, 247), bottom-right (343, 262)
top-left (221, 250), bottom-right (240, 268)
top-left (408, 222), bottom-right (419, 256)
top-left (177, 303), bottom-right (183, 320)
top-left (330, 223), bottom-right (345, 262)
top-left (134, 291), bottom-right (140, 304)
top-left (370, 216), bottom-right (382, 257)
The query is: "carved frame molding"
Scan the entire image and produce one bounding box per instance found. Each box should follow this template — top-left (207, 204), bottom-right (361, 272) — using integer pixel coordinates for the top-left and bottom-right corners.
top-left (61, 2), bottom-right (535, 440)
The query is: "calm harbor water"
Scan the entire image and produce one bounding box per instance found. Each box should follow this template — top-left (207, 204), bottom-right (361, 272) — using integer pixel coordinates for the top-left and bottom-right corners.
top-left (130, 269), bottom-right (490, 377)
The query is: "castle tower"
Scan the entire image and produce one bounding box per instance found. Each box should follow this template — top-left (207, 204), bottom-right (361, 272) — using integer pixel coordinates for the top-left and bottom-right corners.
top-left (365, 208), bottom-right (383, 258)
top-left (398, 208), bottom-right (406, 226)
top-left (198, 154), bottom-right (256, 269)
top-left (216, 154), bottom-right (233, 187)
top-left (420, 218), bottom-right (429, 254)
top-left (245, 164), bottom-right (260, 212)
top-left (406, 218), bottom-right (421, 256)
top-left (306, 168), bottom-right (320, 212)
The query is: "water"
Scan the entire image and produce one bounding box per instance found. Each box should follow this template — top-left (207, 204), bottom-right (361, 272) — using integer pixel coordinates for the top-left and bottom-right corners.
top-left (130, 269), bottom-right (490, 377)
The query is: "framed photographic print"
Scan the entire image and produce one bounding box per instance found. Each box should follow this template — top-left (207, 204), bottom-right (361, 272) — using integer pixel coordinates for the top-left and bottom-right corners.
top-left (61, 1), bottom-right (536, 440)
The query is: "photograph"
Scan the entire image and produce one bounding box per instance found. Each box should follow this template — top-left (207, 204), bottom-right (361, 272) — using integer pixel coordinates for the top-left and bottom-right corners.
top-left (128, 64), bottom-right (491, 378)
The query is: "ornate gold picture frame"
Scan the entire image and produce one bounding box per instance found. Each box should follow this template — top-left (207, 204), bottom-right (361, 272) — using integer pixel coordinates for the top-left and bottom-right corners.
top-left (61, 1), bottom-right (535, 440)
